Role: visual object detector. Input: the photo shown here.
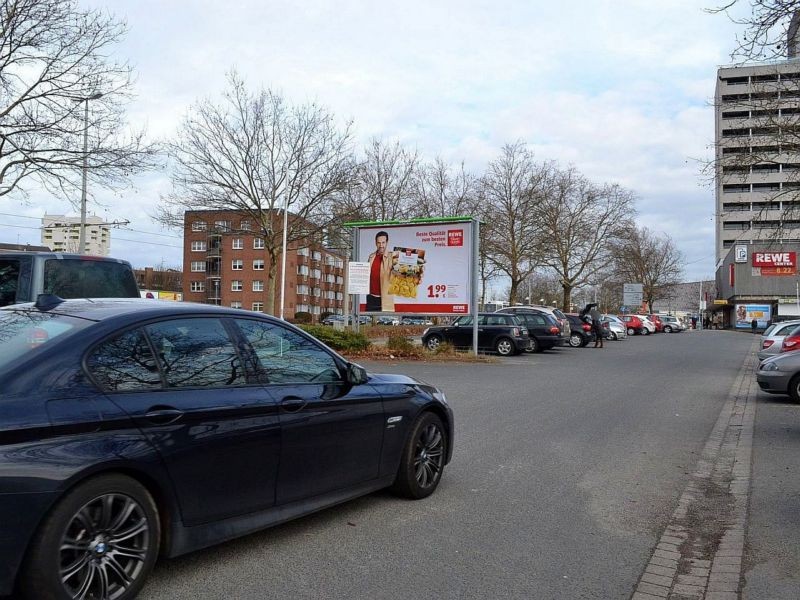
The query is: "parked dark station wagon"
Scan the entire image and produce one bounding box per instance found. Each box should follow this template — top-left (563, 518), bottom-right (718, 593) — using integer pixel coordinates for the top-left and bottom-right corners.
top-left (0, 298), bottom-right (453, 600)
top-left (421, 312), bottom-right (531, 355)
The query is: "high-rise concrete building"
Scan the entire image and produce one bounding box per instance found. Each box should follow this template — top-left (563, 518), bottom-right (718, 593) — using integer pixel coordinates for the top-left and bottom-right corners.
top-left (714, 58), bottom-right (800, 264)
top-left (41, 214), bottom-right (110, 255)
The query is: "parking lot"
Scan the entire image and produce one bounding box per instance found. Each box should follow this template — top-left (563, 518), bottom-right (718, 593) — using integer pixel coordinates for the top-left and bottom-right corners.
top-left (131, 330), bottom-right (799, 599)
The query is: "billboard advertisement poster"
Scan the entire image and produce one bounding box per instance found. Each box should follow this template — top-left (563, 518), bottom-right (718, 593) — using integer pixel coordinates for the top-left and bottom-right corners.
top-left (734, 304), bottom-right (771, 328)
top-left (356, 223), bottom-right (472, 314)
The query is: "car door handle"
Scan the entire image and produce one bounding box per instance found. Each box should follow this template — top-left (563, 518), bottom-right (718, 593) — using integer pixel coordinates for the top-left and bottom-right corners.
top-left (144, 407), bottom-right (184, 425)
top-left (280, 397), bottom-right (307, 413)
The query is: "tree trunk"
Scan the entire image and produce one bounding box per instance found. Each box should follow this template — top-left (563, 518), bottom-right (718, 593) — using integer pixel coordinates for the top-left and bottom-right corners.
top-left (561, 284), bottom-right (572, 312)
top-left (265, 247), bottom-right (279, 315)
top-left (508, 280), bottom-right (519, 305)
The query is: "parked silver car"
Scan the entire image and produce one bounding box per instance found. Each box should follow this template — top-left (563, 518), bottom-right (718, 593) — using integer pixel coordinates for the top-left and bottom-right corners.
top-left (601, 317), bottom-right (627, 340)
top-left (757, 320), bottom-right (800, 361)
top-left (659, 315), bottom-right (686, 333)
top-left (756, 349), bottom-right (800, 401)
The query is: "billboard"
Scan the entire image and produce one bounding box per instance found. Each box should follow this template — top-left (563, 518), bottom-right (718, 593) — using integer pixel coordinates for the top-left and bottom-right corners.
top-left (356, 222), bottom-right (473, 314)
top-left (734, 304), bottom-right (771, 329)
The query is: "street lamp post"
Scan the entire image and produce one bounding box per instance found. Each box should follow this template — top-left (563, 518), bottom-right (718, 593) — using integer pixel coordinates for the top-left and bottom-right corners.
top-left (74, 93), bottom-right (103, 254)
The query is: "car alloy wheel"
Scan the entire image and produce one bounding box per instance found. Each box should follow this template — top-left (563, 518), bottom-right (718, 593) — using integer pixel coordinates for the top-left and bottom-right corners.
top-left (664, 326), bottom-right (672, 333)
top-left (21, 474), bottom-right (159, 600)
top-left (425, 335), bottom-right (442, 351)
top-left (569, 333), bottom-right (582, 348)
top-left (495, 337), bottom-right (514, 356)
top-left (626, 327), bottom-right (635, 336)
top-left (59, 493), bottom-right (151, 600)
top-left (610, 332), bottom-right (617, 340)
top-left (391, 412), bottom-right (447, 499)
top-left (642, 328), bottom-right (650, 335)
top-left (528, 337), bottom-right (539, 353)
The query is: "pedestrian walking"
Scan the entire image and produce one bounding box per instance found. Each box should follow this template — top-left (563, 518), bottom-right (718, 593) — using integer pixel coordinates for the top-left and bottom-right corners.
top-left (751, 318), bottom-right (758, 334)
top-left (581, 303), bottom-right (604, 348)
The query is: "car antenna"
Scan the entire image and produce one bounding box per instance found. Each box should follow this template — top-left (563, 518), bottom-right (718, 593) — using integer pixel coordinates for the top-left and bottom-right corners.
top-left (34, 294), bottom-right (65, 311)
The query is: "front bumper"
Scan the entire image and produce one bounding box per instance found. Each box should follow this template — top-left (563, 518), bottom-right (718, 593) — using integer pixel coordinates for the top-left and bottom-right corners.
top-left (756, 369), bottom-right (792, 393)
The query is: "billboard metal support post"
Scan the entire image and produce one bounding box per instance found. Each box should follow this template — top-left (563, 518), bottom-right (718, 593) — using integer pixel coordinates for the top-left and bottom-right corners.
top-left (472, 219), bottom-right (479, 356)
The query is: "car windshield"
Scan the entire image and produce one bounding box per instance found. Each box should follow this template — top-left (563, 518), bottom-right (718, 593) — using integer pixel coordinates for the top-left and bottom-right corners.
top-left (0, 310), bottom-right (92, 371)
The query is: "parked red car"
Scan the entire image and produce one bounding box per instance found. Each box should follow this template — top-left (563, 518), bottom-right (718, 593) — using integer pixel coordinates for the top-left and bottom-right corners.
top-left (619, 314), bottom-right (646, 335)
top-left (781, 330), bottom-right (800, 352)
top-left (648, 314), bottom-right (664, 333)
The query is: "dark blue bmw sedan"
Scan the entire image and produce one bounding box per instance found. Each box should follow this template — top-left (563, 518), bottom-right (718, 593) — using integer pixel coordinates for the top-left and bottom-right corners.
top-left (0, 298), bottom-right (453, 600)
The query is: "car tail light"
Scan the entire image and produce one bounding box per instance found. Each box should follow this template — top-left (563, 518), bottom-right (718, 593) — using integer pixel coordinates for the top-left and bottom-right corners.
top-left (762, 340), bottom-right (774, 349)
top-left (582, 324), bottom-right (591, 332)
top-left (549, 326), bottom-right (560, 335)
top-left (512, 327), bottom-right (521, 336)
top-left (781, 336), bottom-right (800, 352)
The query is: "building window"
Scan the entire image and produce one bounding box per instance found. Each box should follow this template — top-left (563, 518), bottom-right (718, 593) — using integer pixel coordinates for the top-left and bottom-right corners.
top-left (253, 238), bottom-right (265, 250)
top-left (297, 265), bottom-right (309, 276)
top-left (312, 251), bottom-right (321, 261)
top-left (231, 280), bottom-right (243, 292)
top-left (326, 274), bottom-right (335, 283)
top-left (325, 255), bottom-right (335, 266)
top-left (253, 259), bottom-right (265, 270)
top-left (191, 261), bottom-right (206, 272)
top-left (311, 269), bottom-right (321, 279)
top-left (297, 284), bottom-right (309, 295)
top-left (239, 219), bottom-right (251, 231)
top-left (231, 301), bottom-right (242, 309)
top-left (190, 281), bottom-right (205, 292)
top-left (191, 241), bottom-right (207, 252)
top-left (252, 302), bottom-right (263, 312)
top-left (336, 276), bottom-right (343, 284)
top-left (232, 259), bottom-right (243, 270)
top-left (192, 221), bottom-right (207, 232)
top-left (232, 238), bottom-right (243, 250)
top-left (336, 292), bottom-right (343, 300)
top-left (313, 287), bottom-right (321, 297)
top-left (253, 280), bottom-right (264, 292)
top-left (214, 220), bottom-right (231, 232)
top-left (297, 247), bottom-right (309, 256)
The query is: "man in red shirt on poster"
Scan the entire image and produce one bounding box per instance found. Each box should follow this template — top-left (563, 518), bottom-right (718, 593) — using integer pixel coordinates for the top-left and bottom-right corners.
top-left (366, 231), bottom-right (395, 312)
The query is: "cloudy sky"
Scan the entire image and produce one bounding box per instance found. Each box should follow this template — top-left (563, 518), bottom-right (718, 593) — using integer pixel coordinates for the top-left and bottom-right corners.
top-left (1, 0), bottom-right (752, 284)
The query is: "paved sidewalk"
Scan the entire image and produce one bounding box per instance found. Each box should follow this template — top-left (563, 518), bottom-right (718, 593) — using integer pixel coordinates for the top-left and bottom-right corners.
top-left (631, 338), bottom-right (758, 600)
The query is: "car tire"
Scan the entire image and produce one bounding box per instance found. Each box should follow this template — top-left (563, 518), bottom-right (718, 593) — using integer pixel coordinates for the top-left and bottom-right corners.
top-left (569, 333), bottom-right (582, 348)
top-left (529, 337), bottom-right (540, 353)
top-left (495, 337), bottom-right (515, 356)
top-left (610, 331), bottom-right (617, 340)
top-left (789, 374), bottom-right (800, 403)
top-left (664, 326), bottom-right (672, 333)
top-left (424, 335), bottom-right (442, 352)
top-left (642, 328), bottom-right (650, 336)
top-left (20, 474), bottom-right (160, 600)
top-left (391, 412), bottom-right (447, 499)
top-left (626, 327), bottom-right (635, 336)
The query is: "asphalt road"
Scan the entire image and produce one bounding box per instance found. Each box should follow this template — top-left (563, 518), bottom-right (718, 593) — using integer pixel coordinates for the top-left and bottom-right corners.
top-left (133, 329), bottom-right (796, 600)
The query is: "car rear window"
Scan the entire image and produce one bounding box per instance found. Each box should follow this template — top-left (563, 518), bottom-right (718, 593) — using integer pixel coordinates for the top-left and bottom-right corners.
top-left (43, 258), bottom-right (139, 299)
top-left (0, 310), bottom-right (91, 370)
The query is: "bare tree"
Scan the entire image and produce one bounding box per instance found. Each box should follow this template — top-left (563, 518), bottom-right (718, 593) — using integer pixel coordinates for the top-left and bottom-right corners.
top-left (708, 1), bottom-right (800, 61)
top-left (336, 138), bottom-right (419, 223)
top-left (480, 142), bottom-right (548, 305)
top-left (536, 167), bottom-right (636, 311)
top-left (158, 73), bottom-right (355, 314)
top-left (414, 157), bottom-right (478, 218)
top-left (0, 0), bottom-right (158, 201)
top-left (610, 226), bottom-right (685, 313)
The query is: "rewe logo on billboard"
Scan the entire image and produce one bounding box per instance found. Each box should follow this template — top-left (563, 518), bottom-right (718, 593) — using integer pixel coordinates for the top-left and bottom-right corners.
top-left (447, 230), bottom-right (464, 247)
top-left (753, 252), bottom-right (796, 267)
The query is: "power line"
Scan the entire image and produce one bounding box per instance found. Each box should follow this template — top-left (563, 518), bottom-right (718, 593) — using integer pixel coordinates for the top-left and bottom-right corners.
top-left (114, 236), bottom-right (182, 249)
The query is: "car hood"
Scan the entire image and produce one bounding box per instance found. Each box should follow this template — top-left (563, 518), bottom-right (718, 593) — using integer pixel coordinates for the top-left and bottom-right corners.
top-left (368, 372), bottom-right (424, 385)
top-left (759, 349), bottom-right (800, 368)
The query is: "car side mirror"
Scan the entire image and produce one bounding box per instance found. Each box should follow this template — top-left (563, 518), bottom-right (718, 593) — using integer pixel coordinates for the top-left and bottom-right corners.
top-left (346, 362), bottom-right (368, 385)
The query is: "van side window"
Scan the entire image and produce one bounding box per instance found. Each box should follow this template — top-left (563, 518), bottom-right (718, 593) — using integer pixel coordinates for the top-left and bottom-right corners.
top-left (0, 259), bottom-right (20, 307)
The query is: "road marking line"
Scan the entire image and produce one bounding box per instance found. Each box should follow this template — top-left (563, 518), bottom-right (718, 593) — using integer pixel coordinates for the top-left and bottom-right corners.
top-left (630, 338), bottom-right (758, 599)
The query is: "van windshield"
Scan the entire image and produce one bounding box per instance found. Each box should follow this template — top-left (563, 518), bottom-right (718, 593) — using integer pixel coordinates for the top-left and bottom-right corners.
top-left (0, 310), bottom-right (91, 371)
top-left (43, 259), bottom-right (139, 299)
